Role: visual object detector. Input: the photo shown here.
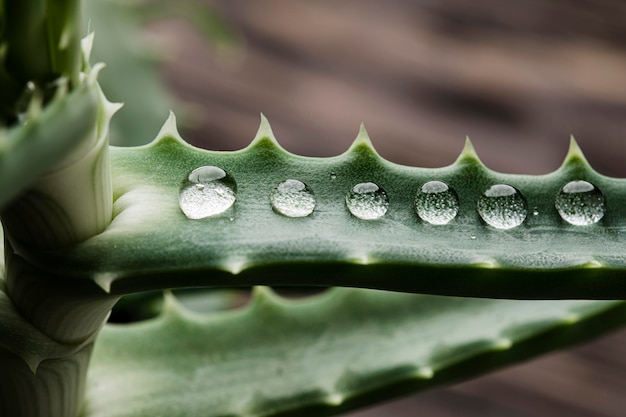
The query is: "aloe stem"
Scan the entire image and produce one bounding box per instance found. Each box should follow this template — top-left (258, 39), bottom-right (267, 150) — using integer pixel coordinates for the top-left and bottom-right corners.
top-left (0, 342), bottom-right (94, 417)
top-left (0, 3), bottom-right (119, 416)
top-left (0, 75), bottom-right (121, 414)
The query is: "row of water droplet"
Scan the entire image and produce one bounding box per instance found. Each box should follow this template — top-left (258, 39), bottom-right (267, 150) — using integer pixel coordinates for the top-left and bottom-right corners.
top-left (179, 166), bottom-right (606, 229)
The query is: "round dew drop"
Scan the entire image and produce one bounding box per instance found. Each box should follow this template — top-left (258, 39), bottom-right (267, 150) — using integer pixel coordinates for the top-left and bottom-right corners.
top-left (555, 180), bottom-right (605, 226)
top-left (346, 182), bottom-right (389, 220)
top-left (179, 166), bottom-right (237, 219)
top-left (270, 179), bottom-right (316, 217)
top-left (477, 184), bottom-right (527, 229)
top-left (415, 180), bottom-right (459, 225)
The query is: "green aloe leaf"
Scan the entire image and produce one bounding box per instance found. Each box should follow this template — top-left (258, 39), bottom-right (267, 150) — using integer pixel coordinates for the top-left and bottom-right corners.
top-left (25, 115), bottom-right (626, 299)
top-left (83, 288), bottom-right (626, 417)
top-left (0, 81), bottom-right (98, 208)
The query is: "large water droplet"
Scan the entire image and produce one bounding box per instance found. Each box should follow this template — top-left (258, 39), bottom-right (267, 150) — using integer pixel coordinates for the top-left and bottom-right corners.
top-left (346, 182), bottom-right (388, 220)
top-left (179, 166), bottom-right (236, 219)
top-left (477, 184), bottom-right (527, 229)
top-left (270, 179), bottom-right (316, 217)
top-left (555, 180), bottom-right (605, 226)
top-left (415, 180), bottom-right (459, 225)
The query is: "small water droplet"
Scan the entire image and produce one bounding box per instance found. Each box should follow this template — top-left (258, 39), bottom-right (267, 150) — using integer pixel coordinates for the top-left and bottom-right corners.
top-left (346, 182), bottom-right (388, 220)
top-left (470, 235), bottom-right (477, 240)
top-left (555, 180), bottom-right (605, 226)
top-left (477, 184), bottom-right (527, 229)
top-left (532, 207), bottom-right (539, 216)
top-left (179, 166), bottom-right (237, 219)
top-left (270, 179), bottom-right (316, 217)
top-left (415, 180), bottom-right (459, 225)
top-left (330, 173), bottom-right (337, 180)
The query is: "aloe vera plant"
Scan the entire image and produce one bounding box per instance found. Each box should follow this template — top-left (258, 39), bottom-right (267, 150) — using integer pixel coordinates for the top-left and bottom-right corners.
top-left (1, 2), bottom-right (626, 417)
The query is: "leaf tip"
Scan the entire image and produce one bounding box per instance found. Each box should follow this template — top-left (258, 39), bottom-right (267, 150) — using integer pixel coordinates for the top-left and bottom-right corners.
top-left (87, 62), bottom-right (106, 85)
top-left (492, 337), bottom-right (513, 351)
top-left (250, 113), bottom-right (280, 147)
top-left (94, 273), bottom-right (115, 293)
top-left (414, 366), bottom-right (434, 379)
top-left (347, 123), bottom-right (379, 156)
top-left (473, 258), bottom-right (499, 269)
top-left (162, 291), bottom-right (183, 315)
top-left (250, 286), bottom-right (282, 309)
top-left (454, 136), bottom-right (483, 165)
top-left (104, 99), bottom-right (123, 120)
top-left (225, 257), bottom-right (248, 275)
top-left (350, 252), bottom-right (372, 265)
top-left (561, 136), bottom-right (590, 168)
top-left (155, 111), bottom-right (185, 144)
top-left (81, 32), bottom-right (95, 64)
top-left (561, 312), bottom-right (581, 325)
top-left (21, 353), bottom-right (42, 375)
top-left (323, 393), bottom-right (344, 406)
top-left (357, 122), bottom-right (369, 141)
top-left (583, 258), bottom-right (604, 269)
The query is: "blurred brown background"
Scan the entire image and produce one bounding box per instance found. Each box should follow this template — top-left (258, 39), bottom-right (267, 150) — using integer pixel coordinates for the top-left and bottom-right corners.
top-left (151, 1), bottom-right (626, 416)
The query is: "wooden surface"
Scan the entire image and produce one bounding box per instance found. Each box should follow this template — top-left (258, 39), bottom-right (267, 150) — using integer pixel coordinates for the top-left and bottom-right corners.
top-left (152, 1), bottom-right (626, 415)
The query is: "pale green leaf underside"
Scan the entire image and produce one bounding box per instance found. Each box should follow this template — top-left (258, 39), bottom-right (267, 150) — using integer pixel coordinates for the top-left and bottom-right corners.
top-left (24, 117), bottom-right (626, 299)
top-left (0, 83), bottom-right (99, 208)
top-left (84, 288), bottom-right (626, 417)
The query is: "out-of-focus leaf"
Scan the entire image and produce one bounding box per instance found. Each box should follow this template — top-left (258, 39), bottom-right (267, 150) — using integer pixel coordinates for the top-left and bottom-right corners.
top-left (83, 0), bottom-right (173, 146)
top-left (83, 287), bottom-right (626, 417)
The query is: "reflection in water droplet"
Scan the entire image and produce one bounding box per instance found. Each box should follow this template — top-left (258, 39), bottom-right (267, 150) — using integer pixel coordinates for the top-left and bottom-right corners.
top-left (270, 179), bottom-right (316, 217)
top-left (179, 166), bottom-right (237, 219)
top-left (555, 180), bottom-right (605, 226)
top-left (477, 184), bottom-right (527, 229)
top-left (415, 180), bottom-right (459, 225)
top-left (346, 182), bottom-right (388, 220)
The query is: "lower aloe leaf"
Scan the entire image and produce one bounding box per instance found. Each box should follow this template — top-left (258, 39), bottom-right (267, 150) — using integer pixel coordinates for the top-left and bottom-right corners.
top-left (25, 115), bottom-right (626, 299)
top-left (83, 288), bottom-right (626, 417)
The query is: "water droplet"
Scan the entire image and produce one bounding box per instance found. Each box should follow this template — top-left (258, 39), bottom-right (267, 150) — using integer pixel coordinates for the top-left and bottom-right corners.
top-left (330, 173), bottom-right (337, 180)
top-left (470, 235), bottom-right (477, 240)
top-left (270, 179), bottom-right (316, 217)
top-left (477, 184), bottom-right (527, 229)
top-left (415, 180), bottom-right (459, 225)
top-left (555, 180), bottom-right (605, 226)
top-left (346, 182), bottom-right (388, 220)
top-left (179, 166), bottom-right (236, 219)
top-left (532, 207), bottom-right (539, 216)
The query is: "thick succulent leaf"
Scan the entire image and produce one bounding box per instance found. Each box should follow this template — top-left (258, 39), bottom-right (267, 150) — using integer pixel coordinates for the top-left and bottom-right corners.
top-left (0, 81), bottom-right (99, 208)
top-left (83, 288), bottom-right (626, 417)
top-left (21, 116), bottom-right (626, 299)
